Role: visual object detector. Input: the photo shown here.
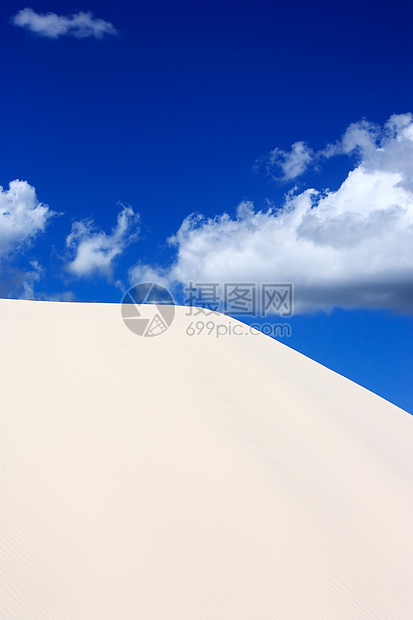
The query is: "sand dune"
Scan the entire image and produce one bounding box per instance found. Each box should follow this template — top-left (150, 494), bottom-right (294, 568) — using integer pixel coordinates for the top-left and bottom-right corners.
top-left (1, 299), bottom-right (412, 619)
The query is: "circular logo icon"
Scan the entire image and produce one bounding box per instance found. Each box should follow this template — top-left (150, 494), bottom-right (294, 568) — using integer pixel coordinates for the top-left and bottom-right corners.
top-left (121, 282), bottom-right (175, 337)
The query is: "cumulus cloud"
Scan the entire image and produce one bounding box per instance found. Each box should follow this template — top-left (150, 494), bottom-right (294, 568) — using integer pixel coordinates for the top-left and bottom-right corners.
top-left (131, 114), bottom-right (413, 314)
top-left (66, 206), bottom-right (139, 278)
top-left (0, 180), bottom-right (56, 257)
top-left (12, 8), bottom-right (118, 39)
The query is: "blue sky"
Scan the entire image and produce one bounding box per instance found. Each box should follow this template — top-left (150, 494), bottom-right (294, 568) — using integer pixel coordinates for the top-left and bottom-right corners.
top-left (1, 0), bottom-right (412, 413)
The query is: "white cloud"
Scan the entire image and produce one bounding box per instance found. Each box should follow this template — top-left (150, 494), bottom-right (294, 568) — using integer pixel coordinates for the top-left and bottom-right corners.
top-left (267, 141), bottom-right (315, 181)
top-left (39, 291), bottom-right (75, 302)
top-left (128, 263), bottom-right (173, 290)
top-left (132, 114), bottom-right (413, 314)
top-left (66, 206), bottom-right (139, 278)
top-left (0, 260), bottom-right (45, 300)
top-left (19, 260), bottom-right (43, 299)
top-left (12, 8), bottom-right (118, 39)
top-left (0, 180), bottom-right (56, 257)
top-left (265, 113), bottom-right (413, 184)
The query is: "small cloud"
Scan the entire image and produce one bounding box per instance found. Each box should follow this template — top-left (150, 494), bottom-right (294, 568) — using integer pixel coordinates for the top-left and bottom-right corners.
top-left (265, 141), bottom-right (315, 182)
top-left (114, 279), bottom-right (126, 294)
top-left (39, 291), bottom-right (76, 302)
top-left (19, 260), bottom-right (43, 299)
top-left (0, 180), bottom-right (56, 257)
top-left (12, 8), bottom-right (118, 39)
top-left (0, 260), bottom-right (44, 299)
top-left (65, 205), bottom-right (139, 278)
top-left (128, 263), bottom-right (172, 290)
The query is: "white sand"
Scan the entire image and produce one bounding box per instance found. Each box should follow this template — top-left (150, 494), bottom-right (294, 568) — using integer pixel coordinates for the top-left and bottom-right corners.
top-left (1, 299), bottom-right (412, 619)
